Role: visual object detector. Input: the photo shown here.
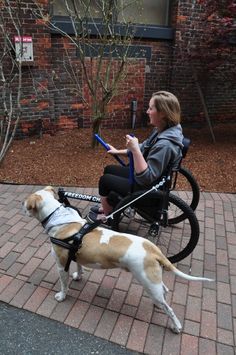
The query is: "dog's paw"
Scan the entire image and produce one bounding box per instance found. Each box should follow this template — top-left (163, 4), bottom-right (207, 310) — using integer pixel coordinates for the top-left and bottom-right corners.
top-left (170, 324), bottom-right (182, 334)
top-left (72, 272), bottom-right (82, 281)
top-left (55, 291), bottom-right (66, 302)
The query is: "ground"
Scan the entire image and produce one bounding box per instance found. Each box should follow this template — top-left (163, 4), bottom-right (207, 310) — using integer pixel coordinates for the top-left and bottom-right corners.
top-left (0, 123), bottom-right (235, 193)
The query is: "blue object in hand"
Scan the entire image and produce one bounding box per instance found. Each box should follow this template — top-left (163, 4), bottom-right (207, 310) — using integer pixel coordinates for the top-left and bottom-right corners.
top-left (94, 134), bottom-right (110, 151)
top-left (94, 134), bottom-right (126, 167)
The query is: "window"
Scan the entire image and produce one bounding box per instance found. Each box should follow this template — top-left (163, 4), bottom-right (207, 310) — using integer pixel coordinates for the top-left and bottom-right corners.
top-left (52, 0), bottom-right (173, 40)
top-left (53, 0), bottom-right (170, 26)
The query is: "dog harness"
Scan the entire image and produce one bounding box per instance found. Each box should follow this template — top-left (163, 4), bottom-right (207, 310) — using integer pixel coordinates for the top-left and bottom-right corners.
top-left (42, 205), bottom-right (103, 272)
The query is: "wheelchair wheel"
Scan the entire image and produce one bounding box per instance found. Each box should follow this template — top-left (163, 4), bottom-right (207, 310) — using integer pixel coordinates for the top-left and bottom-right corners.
top-left (111, 190), bottom-right (199, 263)
top-left (170, 166), bottom-right (200, 224)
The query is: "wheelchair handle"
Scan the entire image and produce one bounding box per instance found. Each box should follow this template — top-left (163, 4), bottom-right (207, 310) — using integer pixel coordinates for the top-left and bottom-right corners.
top-left (94, 134), bottom-right (126, 167)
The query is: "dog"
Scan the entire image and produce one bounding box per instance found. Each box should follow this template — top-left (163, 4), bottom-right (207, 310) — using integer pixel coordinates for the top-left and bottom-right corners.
top-left (23, 186), bottom-right (213, 333)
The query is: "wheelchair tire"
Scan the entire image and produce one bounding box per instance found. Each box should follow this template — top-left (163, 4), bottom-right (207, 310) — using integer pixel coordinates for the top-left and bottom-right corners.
top-left (169, 166), bottom-right (200, 224)
top-left (111, 190), bottom-right (199, 264)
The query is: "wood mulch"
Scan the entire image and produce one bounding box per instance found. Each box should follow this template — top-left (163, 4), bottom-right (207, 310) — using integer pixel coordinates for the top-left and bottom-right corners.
top-left (0, 123), bottom-right (235, 193)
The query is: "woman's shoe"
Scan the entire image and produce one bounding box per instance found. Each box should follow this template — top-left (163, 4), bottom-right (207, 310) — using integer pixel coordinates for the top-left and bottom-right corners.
top-left (87, 211), bottom-right (107, 223)
top-left (90, 205), bottom-right (104, 214)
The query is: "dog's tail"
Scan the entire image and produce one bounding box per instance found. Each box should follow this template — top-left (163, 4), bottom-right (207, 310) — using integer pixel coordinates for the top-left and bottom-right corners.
top-left (159, 254), bottom-right (214, 282)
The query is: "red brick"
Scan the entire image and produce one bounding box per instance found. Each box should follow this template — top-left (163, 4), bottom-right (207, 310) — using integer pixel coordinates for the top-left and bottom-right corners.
top-left (126, 319), bottom-right (149, 353)
top-left (120, 303), bottom-right (137, 318)
top-left (151, 309), bottom-right (168, 327)
top-left (200, 310), bottom-right (217, 340)
top-left (0, 232), bottom-right (12, 248)
top-left (26, 226), bottom-right (44, 240)
top-left (39, 253), bottom-right (55, 270)
top-left (17, 246), bottom-right (37, 263)
top-left (36, 291), bottom-right (58, 317)
top-left (88, 269), bottom-right (106, 283)
top-left (29, 268), bottom-right (47, 285)
top-left (217, 303), bottom-right (233, 330)
top-left (181, 334), bottom-right (198, 355)
top-left (0, 275), bottom-right (13, 293)
top-left (144, 324), bottom-right (165, 355)
top-left (162, 327), bottom-right (181, 354)
top-left (13, 237), bottom-right (32, 253)
top-left (0, 251), bottom-right (20, 270)
top-left (217, 282), bottom-right (231, 304)
top-left (34, 243), bottom-right (50, 259)
top-left (183, 320), bottom-right (200, 336)
top-left (10, 283), bottom-right (37, 308)
top-left (97, 275), bottom-right (116, 298)
top-left (92, 295), bottom-right (108, 308)
top-left (6, 262), bottom-right (24, 277)
top-left (199, 338), bottom-right (216, 354)
top-left (64, 299), bottom-right (90, 328)
top-left (23, 286), bottom-right (50, 312)
top-left (0, 278), bottom-right (24, 302)
top-left (6, 213), bottom-right (23, 226)
top-left (44, 264), bottom-right (59, 284)
top-left (202, 288), bottom-right (217, 312)
top-left (50, 296), bottom-right (76, 322)
top-left (94, 310), bottom-right (118, 340)
top-left (79, 281), bottom-right (99, 303)
top-left (106, 269), bottom-right (120, 278)
top-left (20, 257), bottom-right (42, 276)
top-left (217, 343), bottom-right (235, 355)
top-left (79, 305), bottom-right (103, 334)
top-left (107, 289), bottom-right (126, 312)
top-left (110, 314), bottom-right (133, 346)
top-left (125, 283), bottom-right (143, 307)
top-left (188, 279), bottom-right (203, 298)
top-left (217, 328), bottom-right (234, 346)
top-left (136, 296), bottom-right (153, 322)
top-left (186, 296), bottom-right (201, 322)
top-left (0, 241), bottom-right (16, 257)
top-left (115, 270), bottom-right (133, 291)
top-left (172, 282), bottom-right (188, 305)
top-left (8, 221), bottom-right (26, 234)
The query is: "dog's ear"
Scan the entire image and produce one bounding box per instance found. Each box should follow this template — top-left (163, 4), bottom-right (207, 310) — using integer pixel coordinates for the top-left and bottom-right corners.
top-left (44, 186), bottom-right (56, 197)
top-left (26, 194), bottom-right (43, 211)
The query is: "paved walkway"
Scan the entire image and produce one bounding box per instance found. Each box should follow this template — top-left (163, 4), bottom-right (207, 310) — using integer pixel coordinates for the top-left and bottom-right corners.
top-left (0, 184), bottom-right (235, 354)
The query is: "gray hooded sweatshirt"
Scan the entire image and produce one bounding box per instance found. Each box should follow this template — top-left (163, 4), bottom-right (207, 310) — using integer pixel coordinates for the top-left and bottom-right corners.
top-left (135, 124), bottom-right (184, 187)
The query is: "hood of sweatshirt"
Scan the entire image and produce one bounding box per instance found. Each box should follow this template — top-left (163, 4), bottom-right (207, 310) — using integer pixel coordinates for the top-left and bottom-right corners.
top-left (157, 124), bottom-right (184, 148)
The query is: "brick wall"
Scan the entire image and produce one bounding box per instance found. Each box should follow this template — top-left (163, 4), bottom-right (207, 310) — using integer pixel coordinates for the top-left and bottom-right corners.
top-left (170, 0), bottom-right (236, 124)
top-left (0, 0), bottom-right (235, 139)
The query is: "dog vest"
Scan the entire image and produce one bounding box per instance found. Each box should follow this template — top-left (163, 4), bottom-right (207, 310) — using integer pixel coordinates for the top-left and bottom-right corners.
top-left (43, 205), bottom-right (103, 272)
top-left (43, 205), bottom-right (82, 232)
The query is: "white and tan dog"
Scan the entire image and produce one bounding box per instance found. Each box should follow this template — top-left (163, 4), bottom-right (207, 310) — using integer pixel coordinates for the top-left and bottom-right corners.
top-left (23, 186), bottom-right (213, 333)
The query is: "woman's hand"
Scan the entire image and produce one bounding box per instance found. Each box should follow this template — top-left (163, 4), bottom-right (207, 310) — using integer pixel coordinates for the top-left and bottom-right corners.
top-left (125, 135), bottom-right (140, 153)
top-left (107, 144), bottom-right (128, 156)
top-left (126, 135), bottom-right (147, 174)
top-left (106, 144), bottom-right (119, 155)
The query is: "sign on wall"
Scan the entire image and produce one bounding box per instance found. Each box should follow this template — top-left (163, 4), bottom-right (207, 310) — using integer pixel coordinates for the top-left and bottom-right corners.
top-left (14, 36), bottom-right (34, 62)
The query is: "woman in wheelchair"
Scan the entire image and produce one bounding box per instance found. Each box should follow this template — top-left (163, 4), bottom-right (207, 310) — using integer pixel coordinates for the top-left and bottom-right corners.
top-left (88, 90), bottom-right (184, 223)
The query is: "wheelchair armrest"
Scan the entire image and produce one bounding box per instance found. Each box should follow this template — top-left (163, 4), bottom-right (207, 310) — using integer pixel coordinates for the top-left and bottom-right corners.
top-left (182, 137), bottom-right (191, 158)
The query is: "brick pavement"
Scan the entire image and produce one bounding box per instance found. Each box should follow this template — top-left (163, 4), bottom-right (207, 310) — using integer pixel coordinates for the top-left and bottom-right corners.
top-left (0, 183), bottom-right (235, 354)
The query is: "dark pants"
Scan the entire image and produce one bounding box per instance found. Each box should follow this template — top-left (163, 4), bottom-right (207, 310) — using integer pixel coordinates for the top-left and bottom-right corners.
top-left (99, 165), bottom-right (139, 197)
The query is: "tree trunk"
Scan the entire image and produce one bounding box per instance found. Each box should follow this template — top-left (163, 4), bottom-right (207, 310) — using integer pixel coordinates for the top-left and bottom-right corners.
top-left (92, 117), bottom-right (102, 148)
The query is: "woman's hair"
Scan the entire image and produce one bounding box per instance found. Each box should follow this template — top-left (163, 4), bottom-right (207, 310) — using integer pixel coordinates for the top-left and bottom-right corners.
top-left (152, 91), bottom-right (181, 126)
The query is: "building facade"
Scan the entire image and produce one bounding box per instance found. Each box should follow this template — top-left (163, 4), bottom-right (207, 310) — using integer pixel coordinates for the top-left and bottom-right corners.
top-left (0, 0), bottom-right (235, 137)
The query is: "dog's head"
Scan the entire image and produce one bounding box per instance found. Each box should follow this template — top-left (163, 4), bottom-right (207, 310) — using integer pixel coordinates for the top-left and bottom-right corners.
top-left (23, 186), bottom-right (60, 221)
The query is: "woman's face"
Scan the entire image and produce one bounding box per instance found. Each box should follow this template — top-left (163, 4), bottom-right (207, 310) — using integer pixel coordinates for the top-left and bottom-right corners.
top-left (147, 97), bottom-right (165, 128)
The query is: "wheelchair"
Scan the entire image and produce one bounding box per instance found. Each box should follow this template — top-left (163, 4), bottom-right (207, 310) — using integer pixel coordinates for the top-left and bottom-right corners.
top-left (58, 135), bottom-right (200, 264)
top-left (58, 164), bottom-right (199, 264)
